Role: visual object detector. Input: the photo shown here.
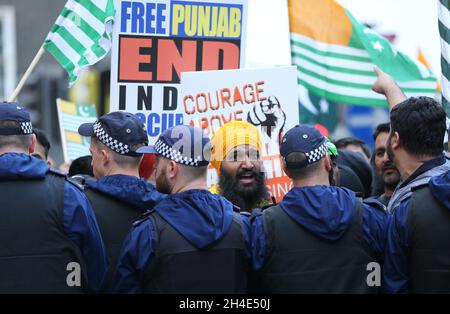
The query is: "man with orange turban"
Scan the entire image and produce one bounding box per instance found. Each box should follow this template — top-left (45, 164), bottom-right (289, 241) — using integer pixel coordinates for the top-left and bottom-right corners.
top-left (210, 121), bottom-right (271, 213)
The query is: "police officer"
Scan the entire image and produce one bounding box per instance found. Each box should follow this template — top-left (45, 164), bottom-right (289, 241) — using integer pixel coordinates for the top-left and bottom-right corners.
top-left (111, 125), bottom-right (251, 293)
top-left (251, 125), bottom-right (388, 293)
top-left (0, 103), bottom-right (107, 293)
top-left (78, 111), bottom-right (165, 289)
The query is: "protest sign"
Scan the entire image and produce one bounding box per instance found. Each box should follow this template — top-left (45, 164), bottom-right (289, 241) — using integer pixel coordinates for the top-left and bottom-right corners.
top-left (110, 0), bottom-right (248, 143)
top-left (56, 99), bottom-right (97, 162)
top-left (181, 66), bottom-right (299, 202)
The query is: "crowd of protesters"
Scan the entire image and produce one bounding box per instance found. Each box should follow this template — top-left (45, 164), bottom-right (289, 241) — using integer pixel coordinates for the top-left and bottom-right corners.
top-left (0, 68), bottom-right (449, 294)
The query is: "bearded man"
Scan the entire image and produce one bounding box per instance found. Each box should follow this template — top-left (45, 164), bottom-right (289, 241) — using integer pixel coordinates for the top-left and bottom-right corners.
top-left (210, 121), bottom-right (271, 213)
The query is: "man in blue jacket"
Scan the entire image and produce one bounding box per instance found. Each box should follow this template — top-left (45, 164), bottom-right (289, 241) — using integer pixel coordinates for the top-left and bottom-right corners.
top-left (379, 99), bottom-right (450, 292)
top-left (251, 124), bottom-right (387, 293)
top-left (78, 111), bottom-right (165, 289)
top-left (383, 169), bottom-right (450, 293)
top-left (371, 69), bottom-right (450, 293)
top-left (0, 102), bottom-right (107, 293)
top-left (111, 125), bottom-right (251, 293)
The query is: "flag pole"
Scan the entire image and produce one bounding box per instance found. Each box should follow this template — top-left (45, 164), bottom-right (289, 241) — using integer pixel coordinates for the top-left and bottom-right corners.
top-left (7, 46), bottom-right (45, 102)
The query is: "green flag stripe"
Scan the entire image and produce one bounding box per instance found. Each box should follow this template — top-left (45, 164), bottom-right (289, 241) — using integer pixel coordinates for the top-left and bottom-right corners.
top-left (105, 0), bottom-right (115, 18)
top-left (75, 0), bottom-right (107, 22)
top-left (441, 55), bottom-right (450, 82)
top-left (50, 26), bottom-right (89, 61)
top-left (291, 32), bottom-right (370, 57)
top-left (440, 0), bottom-right (449, 9)
top-left (441, 61), bottom-right (450, 106)
top-left (299, 78), bottom-right (435, 108)
top-left (292, 52), bottom-right (375, 76)
top-left (297, 68), bottom-right (435, 95)
top-left (50, 23), bottom-right (106, 61)
top-left (299, 79), bottom-right (388, 107)
top-left (58, 9), bottom-right (107, 58)
top-left (439, 21), bottom-right (450, 46)
top-left (78, 56), bottom-right (90, 68)
top-left (294, 57), bottom-right (436, 91)
top-left (292, 45), bottom-right (373, 72)
top-left (442, 97), bottom-right (450, 116)
top-left (296, 66), bottom-right (433, 93)
top-left (66, 0), bottom-right (105, 32)
top-left (44, 41), bottom-right (77, 83)
top-left (293, 51), bottom-right (435, 84)
top-left (298, 66), bottom-right (371, 89)
top-left (60, 8), bottom-right (102, 42)
top-left (52, 17), bottom-right (94, 47)
top-left (290, 39), bottom-right (371, 63)
top-left (44, 0), bottom-right (114, 86)
top-left (439, 0), bottom-right (450, 116)
top-left (443, 97), bottom-right (450, 107)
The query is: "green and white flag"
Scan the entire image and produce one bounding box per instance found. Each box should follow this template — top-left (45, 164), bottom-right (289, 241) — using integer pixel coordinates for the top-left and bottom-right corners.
top-left (439, 0), bottom-right (450, 116)
top-left (44, 0), bottom-right (115, 86)
top-left (288, 0), bottom-right (437, 107)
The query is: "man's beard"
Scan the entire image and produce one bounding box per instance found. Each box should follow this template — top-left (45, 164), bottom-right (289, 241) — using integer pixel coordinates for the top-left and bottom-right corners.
top-left (155, 168), bottom-right (172, 194)
top-left (219, 168), bottom-right (269, 212)
top-left (386, 134), bottom-right (396, 164)
top-left (381, 162), bottom-right (401, 190)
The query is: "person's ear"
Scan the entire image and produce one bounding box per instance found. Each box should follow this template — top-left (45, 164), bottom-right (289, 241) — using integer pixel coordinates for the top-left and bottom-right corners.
top-left (101, 149), bottom-right (110, 167)
top-left (324, 154), bottom-right (332, 172)
top-left (167, 160), bottom-right (178, 179)
top-left (281, 157), bottom-right (290, 177)
top-left (391, 132), bottom-right (400, 149)
top-left (29, 134), bottom-right (36, 154)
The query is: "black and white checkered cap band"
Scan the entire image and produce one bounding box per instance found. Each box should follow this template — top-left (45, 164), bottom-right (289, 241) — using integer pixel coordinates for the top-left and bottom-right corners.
top-left (20, 122), bottom-right (33, 134)
top-left (154, 139), bottom-right (204, 167)
top-left (305, 141), bottom-right (328, 164)
top-left (93, 122), bottom-right (130, 155)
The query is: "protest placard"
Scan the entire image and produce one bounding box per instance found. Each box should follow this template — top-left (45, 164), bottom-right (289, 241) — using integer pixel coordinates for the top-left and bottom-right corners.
top-left (110, 0), bottom-right (248, 143)
top-left (181, 66), bottom-right (299, 202)
top-left (56, 99), bottom-right (97, 163)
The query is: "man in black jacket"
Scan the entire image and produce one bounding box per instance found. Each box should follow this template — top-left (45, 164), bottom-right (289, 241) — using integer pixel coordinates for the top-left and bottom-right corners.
top-left (0, 102), bottom-right (107, 293)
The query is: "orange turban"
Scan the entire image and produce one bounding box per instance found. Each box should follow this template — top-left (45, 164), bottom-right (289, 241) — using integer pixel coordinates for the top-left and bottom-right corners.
top-left (210, 121), bottom-right (262, 171)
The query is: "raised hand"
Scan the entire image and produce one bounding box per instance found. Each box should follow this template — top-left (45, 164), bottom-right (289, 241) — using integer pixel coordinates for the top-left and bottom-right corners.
top-left (372, 66), bottom-right (407, 110)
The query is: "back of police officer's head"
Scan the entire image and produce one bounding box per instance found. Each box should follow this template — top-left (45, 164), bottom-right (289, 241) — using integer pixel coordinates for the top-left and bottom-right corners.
top-left (280, 125), bottom-right (331, 183)
top-left (78, 111), bottom-right (149, 179)
top-left (136, 125), bottom-right (211, 194)
top-left (0, 103), bottom-right (36, 155)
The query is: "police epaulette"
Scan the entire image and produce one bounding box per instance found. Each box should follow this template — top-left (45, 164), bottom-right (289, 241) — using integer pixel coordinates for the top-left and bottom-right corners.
top-left (411, 182), bottom-right (429, 192)
top-left (133, 209), bottom-right (155, 227)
